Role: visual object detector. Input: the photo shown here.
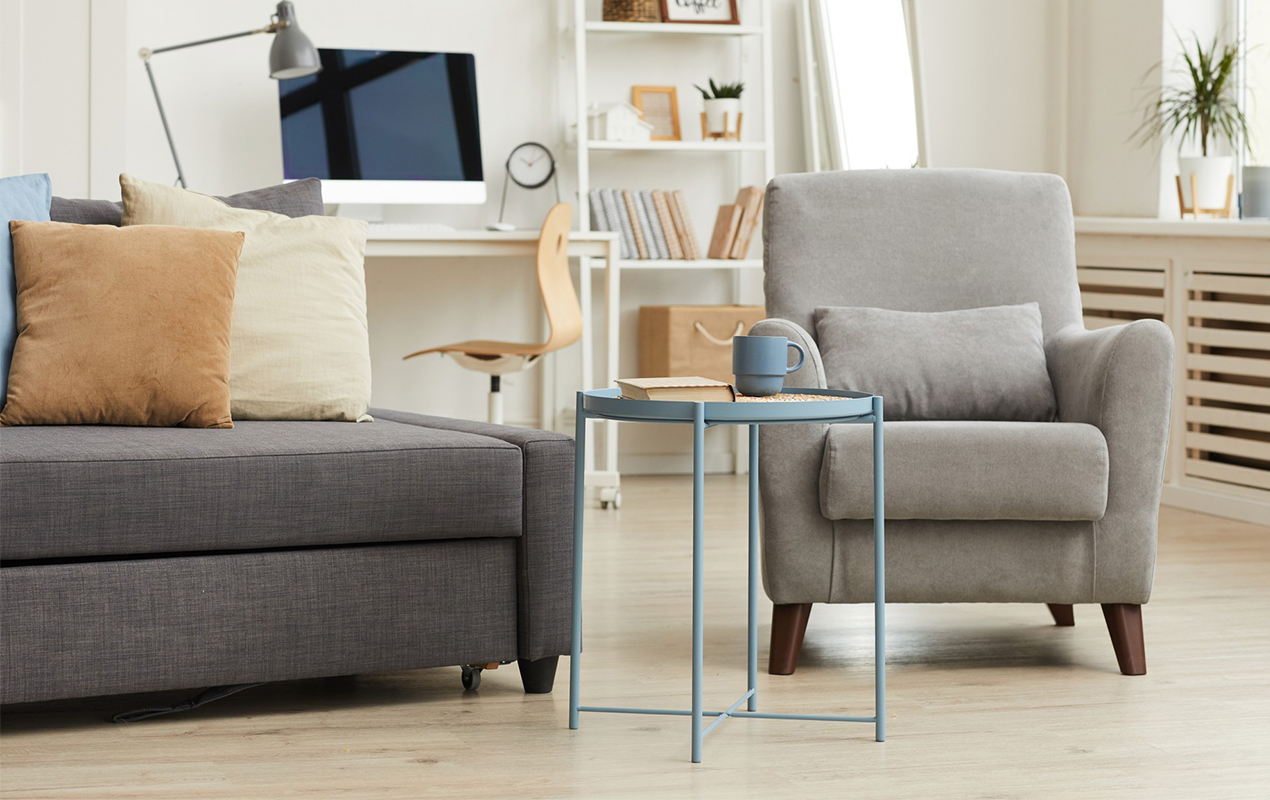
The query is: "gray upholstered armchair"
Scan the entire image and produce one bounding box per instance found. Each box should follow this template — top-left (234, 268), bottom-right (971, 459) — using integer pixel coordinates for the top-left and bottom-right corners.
top-left (755, 169), bottom-right (1174, 677)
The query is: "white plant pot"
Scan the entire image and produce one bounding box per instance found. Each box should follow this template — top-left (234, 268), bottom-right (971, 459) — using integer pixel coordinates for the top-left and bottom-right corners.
top-left (703, 98), bottom-right (741, 137)
top-left (1179, 155), bottom-right (1233, 210)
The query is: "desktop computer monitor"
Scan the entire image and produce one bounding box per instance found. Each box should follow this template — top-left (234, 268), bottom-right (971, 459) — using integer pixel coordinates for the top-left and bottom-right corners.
top-left (278, 49), bottom-right (485, 204)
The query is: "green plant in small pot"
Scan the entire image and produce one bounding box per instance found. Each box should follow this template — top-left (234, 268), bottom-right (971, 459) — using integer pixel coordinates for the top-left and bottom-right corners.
top-left (695, 79), bottom-right (744, 140)
top-left (1134, 34), bottom-right (1252, 213)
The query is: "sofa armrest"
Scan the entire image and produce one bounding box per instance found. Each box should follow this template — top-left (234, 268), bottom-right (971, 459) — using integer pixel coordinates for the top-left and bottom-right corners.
top-left (1045, 321), bottom-right (1174, 601)
top-left (370, 409), bottom-right (574, 660)
top-left (747, 320), bottom-right (836, 604)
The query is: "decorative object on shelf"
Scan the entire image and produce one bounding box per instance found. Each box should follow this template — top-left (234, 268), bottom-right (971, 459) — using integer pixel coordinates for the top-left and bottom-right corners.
top-left (491, 142), bottom-right (561, 232)
top-left (603, 0), bottom-right (661, 23)
top-left (587, 103), bottom-right (654, 142)
top-left (660, 0), bottom-right (739, 24)
top-left (1242, 166), bottom-right (1270, 219)
top-left (1133, 34), bottom-right (1251, 216)
top-left (138, 1), bottom-right (320, 188)
top-left (632, 86), bottom-right (681, 141)
top-left (640, 305), bottom-right (766, 383)
top-left (695, 78), bottom-right (744, 141)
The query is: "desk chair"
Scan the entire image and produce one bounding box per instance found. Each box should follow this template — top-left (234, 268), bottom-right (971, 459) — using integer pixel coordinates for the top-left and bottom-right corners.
top-left (404, 204), bottom-right (580, 424)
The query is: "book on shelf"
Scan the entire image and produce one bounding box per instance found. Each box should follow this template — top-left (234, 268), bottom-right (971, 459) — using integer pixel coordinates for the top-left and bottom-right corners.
top-left (604, 188), bottom-right (636, 259)
top-left (671, 190), bottom-right (703, 260)
top-left (639, 191), bottom-right (669, 259)
top-left (707, 204), bottom-right (743, 259)
top-left (729, 186), bottom-right (765, 259)
top-left (651, 191), bottom-right (684, 259)
top-left (588, 189), bottom-right (607, 234)
top-left (622, 190), bottom-right (650, 259)
top-left (614, 376), bottom-right (736, 402)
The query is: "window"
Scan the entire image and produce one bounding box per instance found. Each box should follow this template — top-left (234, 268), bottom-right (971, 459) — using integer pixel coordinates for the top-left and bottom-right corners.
top-left (1237, 0), bottom-right (1269, 167)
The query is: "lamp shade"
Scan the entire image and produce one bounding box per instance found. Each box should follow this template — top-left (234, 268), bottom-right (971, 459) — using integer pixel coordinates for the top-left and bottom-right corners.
top-left (269, 1), bottom-right (320, 79)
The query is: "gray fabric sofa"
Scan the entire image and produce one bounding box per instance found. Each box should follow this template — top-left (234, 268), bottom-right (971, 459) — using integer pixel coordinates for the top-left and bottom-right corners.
top-left (755, 169), bottom-right (1174, 677)
top-left (1, 409), bottom-right (573, 704)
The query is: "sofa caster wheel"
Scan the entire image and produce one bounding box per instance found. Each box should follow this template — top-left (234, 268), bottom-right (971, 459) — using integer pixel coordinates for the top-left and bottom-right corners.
top-left (461, 665), bottom-right (482, 690)
top-left (599, 488), bottom-right (621, 510)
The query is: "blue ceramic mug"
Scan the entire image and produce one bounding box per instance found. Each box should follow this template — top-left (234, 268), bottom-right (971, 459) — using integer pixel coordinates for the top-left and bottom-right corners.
top-left (732, 335), bottom-right (806, 396)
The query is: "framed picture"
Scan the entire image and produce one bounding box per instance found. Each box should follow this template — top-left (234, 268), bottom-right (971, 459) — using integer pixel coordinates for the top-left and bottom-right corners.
top-left (631, 86), bottom-right (681, 141)
top-left (659, 0), bottom-right (740, 25)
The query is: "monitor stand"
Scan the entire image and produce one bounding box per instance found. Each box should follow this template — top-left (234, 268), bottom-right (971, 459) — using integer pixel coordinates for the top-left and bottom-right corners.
top-left (331, 203), bottom-right (385, 222)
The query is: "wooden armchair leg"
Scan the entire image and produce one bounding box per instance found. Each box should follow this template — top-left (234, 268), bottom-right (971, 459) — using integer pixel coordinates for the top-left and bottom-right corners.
top-left (1046, 603), bottom-right (1075, 626)
top-left (1101, 603), bottom-right (1147, 675)
top-left (768, 603), bottom-right (813, 675)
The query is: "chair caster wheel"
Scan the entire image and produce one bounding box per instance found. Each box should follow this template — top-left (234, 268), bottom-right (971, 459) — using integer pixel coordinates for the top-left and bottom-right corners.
top-left (461, 665), bottom-right (482, 690)
top-left (599, 488), bottom-right (622, 510)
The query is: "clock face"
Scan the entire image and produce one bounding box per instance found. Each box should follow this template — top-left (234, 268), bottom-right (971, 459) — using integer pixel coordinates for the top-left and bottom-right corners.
top-left (507, 142), bottom-right (555, 189)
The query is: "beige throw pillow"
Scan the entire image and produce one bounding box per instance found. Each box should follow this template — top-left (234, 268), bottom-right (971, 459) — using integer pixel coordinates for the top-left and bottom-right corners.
top-left (121, 174), bottom-right (372, 421)
top-left (1, 220), bottom-right (243, 428)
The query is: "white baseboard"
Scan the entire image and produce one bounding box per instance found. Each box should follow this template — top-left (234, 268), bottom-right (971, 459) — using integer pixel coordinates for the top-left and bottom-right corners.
top-left (1161, 484), bottom-right (1270, 526)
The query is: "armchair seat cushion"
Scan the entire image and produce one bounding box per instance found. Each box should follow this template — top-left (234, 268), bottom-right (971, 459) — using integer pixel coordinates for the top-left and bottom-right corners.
top-left (819, 420), bottom-right (1108, 521)
top-left (0, 415), bottom-right (523, 561)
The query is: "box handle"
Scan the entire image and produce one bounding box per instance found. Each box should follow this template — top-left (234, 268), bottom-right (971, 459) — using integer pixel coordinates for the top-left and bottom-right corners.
top-left (693, 321), bottom-right (746, 346)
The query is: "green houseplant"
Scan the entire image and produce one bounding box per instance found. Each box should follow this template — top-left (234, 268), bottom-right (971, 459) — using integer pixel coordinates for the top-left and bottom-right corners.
top-left (695, 79), bottom-right (745, 139)
top-left (1134, 34), bottom-right (1251, 211)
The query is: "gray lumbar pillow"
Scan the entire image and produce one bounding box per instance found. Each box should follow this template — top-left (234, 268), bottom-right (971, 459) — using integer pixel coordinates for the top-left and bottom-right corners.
top-left (49, 177), bottom-right (325, 226)
top-left (815, 302), bottom-right (1057, 421)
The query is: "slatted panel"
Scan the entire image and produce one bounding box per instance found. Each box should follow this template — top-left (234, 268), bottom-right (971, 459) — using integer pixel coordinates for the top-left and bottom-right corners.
top-left (1076, 265), bottom-right (1166, 330)
top-left (1184, 263), bottom-right (1270, 496)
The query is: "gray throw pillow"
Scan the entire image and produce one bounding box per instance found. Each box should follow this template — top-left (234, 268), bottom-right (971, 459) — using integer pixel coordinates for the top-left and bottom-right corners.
top-left (50, 177), bottom-right (325, 225)
top-left (814, 302), bottom-right (1057, 421)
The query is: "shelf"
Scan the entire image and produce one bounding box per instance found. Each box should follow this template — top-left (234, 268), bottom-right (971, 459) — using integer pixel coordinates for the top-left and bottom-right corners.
top-left (587, 140), bottom-right (767, 152)
top-left (585, 21), bottom-right (764, 36)
top-left (590, 258), bottom-right (763, 270)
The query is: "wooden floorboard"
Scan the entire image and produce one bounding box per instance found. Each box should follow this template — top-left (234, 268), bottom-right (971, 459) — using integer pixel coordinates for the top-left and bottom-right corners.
top-left (2, 475), bottom-right (1268, 798)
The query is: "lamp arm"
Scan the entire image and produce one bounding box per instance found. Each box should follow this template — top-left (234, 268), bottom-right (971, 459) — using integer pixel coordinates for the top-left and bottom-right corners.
top-left (137, 20), bottom-right (289, 188)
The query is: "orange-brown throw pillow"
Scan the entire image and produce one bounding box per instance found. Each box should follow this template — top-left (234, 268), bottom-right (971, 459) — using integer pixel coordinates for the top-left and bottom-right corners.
top-left (0, 220), bottom-right (244, 428)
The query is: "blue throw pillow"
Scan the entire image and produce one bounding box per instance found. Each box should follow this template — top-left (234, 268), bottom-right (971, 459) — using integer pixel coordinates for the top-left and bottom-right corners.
top-left (1, 173), bottom-right (51, 401)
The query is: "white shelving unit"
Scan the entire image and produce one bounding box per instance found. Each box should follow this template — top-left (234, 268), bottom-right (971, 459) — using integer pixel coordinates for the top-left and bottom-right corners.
top-left (570, 0), bottom-right (776, 505)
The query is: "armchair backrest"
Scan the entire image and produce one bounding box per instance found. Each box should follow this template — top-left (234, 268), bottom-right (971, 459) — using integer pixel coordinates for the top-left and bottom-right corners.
top-left (763, 169), bottom-right (1082, 341)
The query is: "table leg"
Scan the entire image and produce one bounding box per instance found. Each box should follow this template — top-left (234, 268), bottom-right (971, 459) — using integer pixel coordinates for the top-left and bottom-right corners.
top-left (570, 394), bottom-right (588, 731)
top-left (873, 396), bottom-right (886, 742)
top-left (747, 423), bottom-right (759, 712)
top-left (691, 403), bottom-right (706, 763)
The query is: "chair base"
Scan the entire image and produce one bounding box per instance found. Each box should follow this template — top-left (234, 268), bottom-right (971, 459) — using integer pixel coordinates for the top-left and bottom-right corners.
top-left (1046, 603), bottom-right (1075, 626)
top-left (768, 603), bottom-right (812, 675)
top-left (1102, 603), bottom-right (1146, 675)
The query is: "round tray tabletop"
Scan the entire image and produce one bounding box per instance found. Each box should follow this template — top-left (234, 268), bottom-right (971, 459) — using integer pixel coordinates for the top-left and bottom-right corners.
top-left (581, 387), bottom-right (876, 425)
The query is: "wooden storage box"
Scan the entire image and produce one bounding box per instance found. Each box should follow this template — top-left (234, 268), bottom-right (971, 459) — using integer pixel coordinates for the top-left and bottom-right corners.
top-left (639, 305), bottom-right (767, 384)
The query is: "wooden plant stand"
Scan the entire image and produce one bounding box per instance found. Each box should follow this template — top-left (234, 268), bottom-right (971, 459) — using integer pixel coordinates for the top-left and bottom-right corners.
top-left (700, 111), bottom-right (743, 142)
top-left (1176, 173), bottom-right (1235, 219)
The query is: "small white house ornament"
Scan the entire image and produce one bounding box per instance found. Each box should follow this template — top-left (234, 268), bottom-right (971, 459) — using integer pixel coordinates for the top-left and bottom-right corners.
top-left (587, 103), bottom-right (654, 142)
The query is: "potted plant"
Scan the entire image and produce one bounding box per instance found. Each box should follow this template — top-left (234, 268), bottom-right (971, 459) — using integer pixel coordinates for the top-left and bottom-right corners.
top-left (694, 79), bottom-right (744, 140)
top-left (1134, 35), bottom-right (1251, 212)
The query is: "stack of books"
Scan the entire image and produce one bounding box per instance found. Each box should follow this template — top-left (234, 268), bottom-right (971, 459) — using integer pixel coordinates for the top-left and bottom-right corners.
top-left (707, 186), bottom-right (765, 260)
top-left (588, 189), bottom-right (703, 261)
top-left (615, 377), bottom-right (736, 402)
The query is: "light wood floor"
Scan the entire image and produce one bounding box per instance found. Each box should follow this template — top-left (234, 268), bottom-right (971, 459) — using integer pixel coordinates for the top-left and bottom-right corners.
top-left (2, 476), bottom-right (1268, 799)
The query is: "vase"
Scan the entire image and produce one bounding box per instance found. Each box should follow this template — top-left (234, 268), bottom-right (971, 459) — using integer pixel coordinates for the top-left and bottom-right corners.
top-left (703, 98), bottom-right (741, 138)
top-left (1178, 155), bottom-right (1234, 210)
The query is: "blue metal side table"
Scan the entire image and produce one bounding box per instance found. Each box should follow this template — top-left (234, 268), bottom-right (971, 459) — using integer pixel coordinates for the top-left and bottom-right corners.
top-left (569, 387), bottom-right (885, 763)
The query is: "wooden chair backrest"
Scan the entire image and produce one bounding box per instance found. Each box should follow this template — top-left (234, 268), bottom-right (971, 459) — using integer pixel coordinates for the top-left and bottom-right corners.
top-left (537, 203), bottom-right (582, 352)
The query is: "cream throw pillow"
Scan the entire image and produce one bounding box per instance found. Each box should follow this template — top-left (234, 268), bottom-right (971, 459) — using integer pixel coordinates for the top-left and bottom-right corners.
top-left (121, 174), bottom-right (372, 421)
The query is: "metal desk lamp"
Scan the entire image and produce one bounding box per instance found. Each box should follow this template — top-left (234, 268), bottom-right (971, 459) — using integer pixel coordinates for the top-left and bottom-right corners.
top-left (138, 1), bottom-right (321, 188)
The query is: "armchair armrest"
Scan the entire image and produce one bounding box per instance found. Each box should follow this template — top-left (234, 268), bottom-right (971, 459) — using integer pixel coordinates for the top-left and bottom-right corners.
top-left (1045, 320), bottom-right (1174, 602)
top-left (749, 319), bottom-right (836, 604)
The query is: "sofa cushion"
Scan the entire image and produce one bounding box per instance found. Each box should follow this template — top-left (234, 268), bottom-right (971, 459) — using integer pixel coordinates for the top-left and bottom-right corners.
top-left (815, 303), bottom-right (1057, 421)
top-left (48, 177), bottom-right (326, 225)
top-left (819, 420), bottom-right (1108, 521)
top-left (0, 415), bottom-right (523, 561)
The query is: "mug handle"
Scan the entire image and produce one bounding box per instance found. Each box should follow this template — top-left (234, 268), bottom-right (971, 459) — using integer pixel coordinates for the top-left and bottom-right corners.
top-left (786, 341), bottom-right (806, 374)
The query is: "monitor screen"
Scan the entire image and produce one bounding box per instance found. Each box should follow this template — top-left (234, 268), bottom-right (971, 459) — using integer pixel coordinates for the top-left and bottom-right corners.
top-left (278, 49), bottom-right (483, 184)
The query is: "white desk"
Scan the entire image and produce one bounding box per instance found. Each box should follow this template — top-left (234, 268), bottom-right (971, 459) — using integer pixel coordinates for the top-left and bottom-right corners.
top-left (364, 229), bottom-right (622, 504)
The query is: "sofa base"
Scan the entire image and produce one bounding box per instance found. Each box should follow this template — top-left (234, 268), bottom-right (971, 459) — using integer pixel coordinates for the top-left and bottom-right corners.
top-left (1, 539), bottom-right (520, 705)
